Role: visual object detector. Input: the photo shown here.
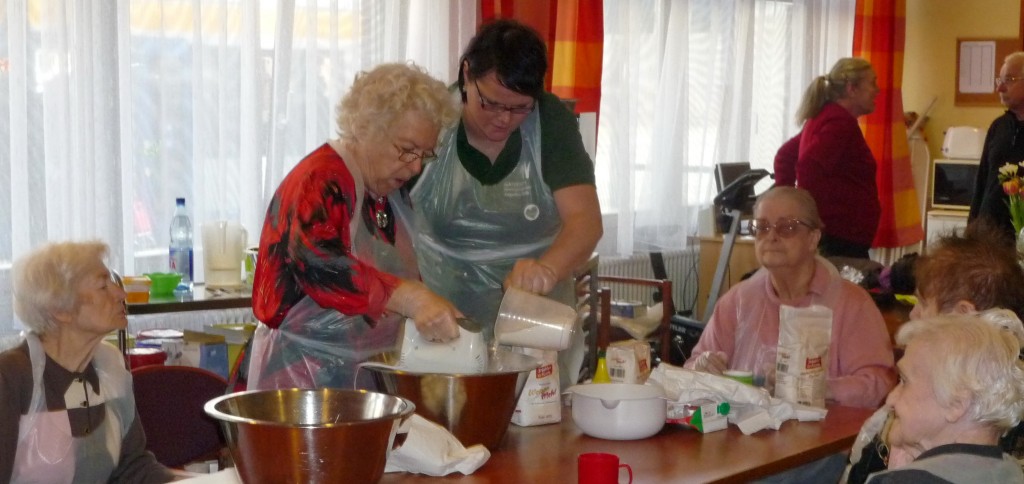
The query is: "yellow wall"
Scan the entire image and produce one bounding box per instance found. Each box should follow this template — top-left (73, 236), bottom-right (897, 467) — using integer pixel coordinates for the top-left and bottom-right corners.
top-left (904, 0), bottom-right (1020, 157)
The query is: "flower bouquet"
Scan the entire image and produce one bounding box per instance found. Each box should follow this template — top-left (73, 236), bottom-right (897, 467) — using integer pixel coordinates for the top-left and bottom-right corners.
top-left (998, 161), bottom-right (1024, 235)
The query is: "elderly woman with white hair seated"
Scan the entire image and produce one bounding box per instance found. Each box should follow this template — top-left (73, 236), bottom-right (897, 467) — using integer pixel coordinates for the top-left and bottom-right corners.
top-left (865, 315), bottom-right (1024, 483)
top-left (0, 241), bottom-right (175, 483)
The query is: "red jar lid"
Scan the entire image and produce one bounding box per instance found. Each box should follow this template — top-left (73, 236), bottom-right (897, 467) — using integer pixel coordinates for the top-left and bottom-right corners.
top-left (127, 347), bottom-right (166, 369)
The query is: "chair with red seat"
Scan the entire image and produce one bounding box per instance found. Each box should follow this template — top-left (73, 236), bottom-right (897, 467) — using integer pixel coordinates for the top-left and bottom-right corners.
top-left (131, 365), bottom-right (228, 468)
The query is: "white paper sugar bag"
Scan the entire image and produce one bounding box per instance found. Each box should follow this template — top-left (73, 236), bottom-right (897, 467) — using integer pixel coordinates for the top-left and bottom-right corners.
top-left (606, 339), bottom-right (651, 384)
top-left (775, 304), bottom-right (833, 408)
top-left (510, 347), bottom-right (561, 426)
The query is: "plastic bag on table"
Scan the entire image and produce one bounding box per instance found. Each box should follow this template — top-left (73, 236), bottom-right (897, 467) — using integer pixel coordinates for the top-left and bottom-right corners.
top-left (649, 363), bottom-right (826, 435)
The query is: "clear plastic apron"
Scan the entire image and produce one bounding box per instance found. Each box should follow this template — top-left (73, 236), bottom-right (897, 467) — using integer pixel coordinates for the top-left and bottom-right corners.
top-left (410, 109), bottom-right (569, 339)
top-left (248, 144), bottom-right (420, 391)
top-left (12, 335), bottom-right (132, 484)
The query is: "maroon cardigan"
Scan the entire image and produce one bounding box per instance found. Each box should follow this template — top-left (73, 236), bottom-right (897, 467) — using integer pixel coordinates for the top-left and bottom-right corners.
top-left (796, 102), bottom-right (879, 247)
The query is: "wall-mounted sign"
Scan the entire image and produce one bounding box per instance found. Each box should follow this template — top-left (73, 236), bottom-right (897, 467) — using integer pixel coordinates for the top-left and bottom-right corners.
top-left (956, 37), bottom-right (1021, 106)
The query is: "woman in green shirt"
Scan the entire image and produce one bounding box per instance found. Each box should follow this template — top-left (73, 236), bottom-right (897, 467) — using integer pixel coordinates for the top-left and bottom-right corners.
top-left (411, 19), bottom-right (602, 348)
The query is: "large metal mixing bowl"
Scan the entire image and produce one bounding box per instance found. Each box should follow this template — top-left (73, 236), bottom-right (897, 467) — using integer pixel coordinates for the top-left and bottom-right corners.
top-left (205, 388), bottom-right (414, 484)
top-left (359, 348), bottom-right (540, 450)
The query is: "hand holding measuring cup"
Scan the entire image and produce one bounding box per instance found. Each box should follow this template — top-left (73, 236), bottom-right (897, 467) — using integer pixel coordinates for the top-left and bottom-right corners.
top-left (494, 287), bottom-right (576, 350)
top-left (504, 258), bottom-right (559, 295)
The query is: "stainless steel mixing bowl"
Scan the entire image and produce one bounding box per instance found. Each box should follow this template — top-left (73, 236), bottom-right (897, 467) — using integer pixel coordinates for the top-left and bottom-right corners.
top-left (205, 388), bottom-right (414, 484)
top-left (359, 348), bottom-right (540, 450)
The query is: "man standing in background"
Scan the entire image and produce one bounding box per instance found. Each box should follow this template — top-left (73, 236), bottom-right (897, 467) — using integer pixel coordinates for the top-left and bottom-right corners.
top-left (969, 51), bottom-right (1024, 242)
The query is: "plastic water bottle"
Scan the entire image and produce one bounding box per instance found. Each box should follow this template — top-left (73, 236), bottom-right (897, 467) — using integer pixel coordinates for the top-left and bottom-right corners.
top-left (169, 197), bottom-right (194, 286)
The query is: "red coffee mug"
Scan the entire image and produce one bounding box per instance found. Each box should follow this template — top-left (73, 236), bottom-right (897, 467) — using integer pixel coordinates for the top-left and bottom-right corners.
top-left (578, 452), bottom-right (633, 484)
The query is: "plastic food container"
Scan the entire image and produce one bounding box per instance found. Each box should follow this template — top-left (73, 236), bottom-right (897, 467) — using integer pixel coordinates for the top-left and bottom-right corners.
top-left (122, 276), bottom-right (152, 304)
top-left (567, 383), bottom-right (667, 440)
top-left (127, 347), bottom-right (166, 369)
top-left (145, 272), bottom-right (182, 297)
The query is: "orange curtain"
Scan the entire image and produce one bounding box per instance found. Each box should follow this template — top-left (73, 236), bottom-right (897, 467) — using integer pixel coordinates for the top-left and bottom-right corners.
top-left (854, 0), bottom-right (923, 248)
top-left (550, 0), bottom-right (603, 113)
top-left (479, 0), bottom-right (603, 114)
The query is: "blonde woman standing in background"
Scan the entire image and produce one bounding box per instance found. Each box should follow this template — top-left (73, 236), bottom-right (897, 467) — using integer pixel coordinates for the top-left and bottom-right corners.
top-left (774, 57), bottom-right (880, 259)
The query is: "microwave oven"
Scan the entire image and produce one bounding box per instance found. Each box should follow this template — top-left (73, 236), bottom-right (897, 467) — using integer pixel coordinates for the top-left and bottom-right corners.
top-left (930, 158), bottom-right (979, 210)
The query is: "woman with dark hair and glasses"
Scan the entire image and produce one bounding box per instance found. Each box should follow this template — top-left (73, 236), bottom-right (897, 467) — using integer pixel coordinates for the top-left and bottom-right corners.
top-left (685, 186), bottom-right (895, 409)
top-left (409, 19), bottom-right (602, 381)
top-left (248, 63), bottom-right (463, 391)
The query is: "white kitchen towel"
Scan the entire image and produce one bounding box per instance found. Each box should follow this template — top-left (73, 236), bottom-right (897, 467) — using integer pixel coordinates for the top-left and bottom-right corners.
top-left (384, 414), bottom-right (490, 476)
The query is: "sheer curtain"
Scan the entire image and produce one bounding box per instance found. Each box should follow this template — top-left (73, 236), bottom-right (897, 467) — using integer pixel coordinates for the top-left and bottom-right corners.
top-left (0, 0), bottom-right (475, 335)
top-left (596, 0), bottom-right (856, 255)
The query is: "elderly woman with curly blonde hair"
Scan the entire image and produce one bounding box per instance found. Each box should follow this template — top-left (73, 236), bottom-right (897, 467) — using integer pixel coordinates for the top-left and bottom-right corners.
top-left (0, 241), bottom-right (175, 483)
top-left (249, 62), bottom-right (462, 390)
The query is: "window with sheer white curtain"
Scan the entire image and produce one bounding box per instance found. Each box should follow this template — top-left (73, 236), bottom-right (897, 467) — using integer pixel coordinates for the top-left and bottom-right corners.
top-left (0, 0), bottom-right (857, 337)
top-left (0, 0), bottom-right (475, 335)
top-left (596, 0), bottom-right (855, 255)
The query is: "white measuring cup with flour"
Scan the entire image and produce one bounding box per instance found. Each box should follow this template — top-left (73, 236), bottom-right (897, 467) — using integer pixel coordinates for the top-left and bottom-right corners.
top-left (494, 287), bottom-right (577, 351)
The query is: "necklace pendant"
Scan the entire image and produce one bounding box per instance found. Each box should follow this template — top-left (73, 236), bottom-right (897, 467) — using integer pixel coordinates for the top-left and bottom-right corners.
top-left (375, 210), bottom-right (389, 229)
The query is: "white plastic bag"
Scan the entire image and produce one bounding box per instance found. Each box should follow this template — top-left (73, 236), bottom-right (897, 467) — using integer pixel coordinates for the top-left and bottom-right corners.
top-left (649, 363), bottom-right (826, 435)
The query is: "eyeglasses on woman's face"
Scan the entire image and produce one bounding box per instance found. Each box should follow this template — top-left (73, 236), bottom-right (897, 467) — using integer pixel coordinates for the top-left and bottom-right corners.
top-left (393, 143), bottom-right (436, 164)
top-left (749, 218), bottom-right (817, 239)
top-left (473, 79), bottom-right (535, 115)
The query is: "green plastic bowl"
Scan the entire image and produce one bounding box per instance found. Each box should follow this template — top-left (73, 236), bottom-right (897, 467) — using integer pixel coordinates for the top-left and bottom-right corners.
top-left (145, 272), bottom-right (182, 296)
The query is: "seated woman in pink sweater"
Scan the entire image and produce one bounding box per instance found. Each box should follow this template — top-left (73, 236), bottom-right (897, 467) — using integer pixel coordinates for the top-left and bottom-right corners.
top-left (684, 186), bottom-right (895, 409)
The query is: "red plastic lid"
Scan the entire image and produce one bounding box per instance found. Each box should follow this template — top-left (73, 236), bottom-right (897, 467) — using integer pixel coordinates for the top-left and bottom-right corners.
top-left (127, 347), bottom-right (166, 369)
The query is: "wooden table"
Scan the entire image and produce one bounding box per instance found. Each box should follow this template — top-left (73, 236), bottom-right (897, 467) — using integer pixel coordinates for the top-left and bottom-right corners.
top-left (380, 405), bottom-right (873, 483)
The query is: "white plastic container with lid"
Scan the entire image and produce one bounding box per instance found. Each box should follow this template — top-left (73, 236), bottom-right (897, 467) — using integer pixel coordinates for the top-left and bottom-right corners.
top-left (136, 329), bottom-right (185, 365)
top-left (942, 126), bottom-right (985, 159)
top-left (202, 221), bottom-right (248, 288)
